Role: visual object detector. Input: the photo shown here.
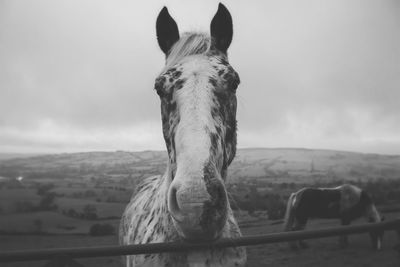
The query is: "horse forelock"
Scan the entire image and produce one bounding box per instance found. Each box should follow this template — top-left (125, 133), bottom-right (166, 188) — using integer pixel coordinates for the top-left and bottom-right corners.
top-left (163, 32), bottom-right (211, 72)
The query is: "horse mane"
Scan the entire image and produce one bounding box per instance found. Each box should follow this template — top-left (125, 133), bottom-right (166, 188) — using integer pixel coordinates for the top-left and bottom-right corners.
top-left (164, 32), bottom-right (211, 71)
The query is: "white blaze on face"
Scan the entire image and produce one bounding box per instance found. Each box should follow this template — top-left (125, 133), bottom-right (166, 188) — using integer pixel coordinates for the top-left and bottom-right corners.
top-left (166, 55), bottom-right (227, 240)
top-left (173, 56), bottom-right (218, 182)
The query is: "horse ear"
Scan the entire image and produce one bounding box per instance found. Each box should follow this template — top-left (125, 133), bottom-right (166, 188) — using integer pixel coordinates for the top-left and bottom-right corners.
top-left (156, 7), bottom-right (180, 55)
top-left (210, 3), bottom-right (233, 53)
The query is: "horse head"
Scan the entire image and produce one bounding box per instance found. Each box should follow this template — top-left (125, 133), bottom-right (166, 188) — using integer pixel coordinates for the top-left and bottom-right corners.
top-left (155, 3), bottom-right (239, 242)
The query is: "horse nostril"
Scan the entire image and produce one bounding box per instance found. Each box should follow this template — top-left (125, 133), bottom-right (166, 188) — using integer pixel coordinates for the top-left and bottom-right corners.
top-left (168, 184), bottom-right (184, 222)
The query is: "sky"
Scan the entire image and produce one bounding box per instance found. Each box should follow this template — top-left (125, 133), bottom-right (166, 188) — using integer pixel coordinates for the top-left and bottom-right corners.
top-left (0, 0), bottom-right (399, 155)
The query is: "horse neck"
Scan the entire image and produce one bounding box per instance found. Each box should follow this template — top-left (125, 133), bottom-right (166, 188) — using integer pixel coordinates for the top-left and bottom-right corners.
top-left (134, 165), bottom-right (177, 242)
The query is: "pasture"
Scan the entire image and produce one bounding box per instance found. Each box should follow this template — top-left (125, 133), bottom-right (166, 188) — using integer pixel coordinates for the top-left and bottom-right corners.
top-left (0, 211), bottom-right (119, 234)
top-left (0, 211), bottom-right (399, 267)
top-left (55, 197), bottom-right (125, 218)
top-left (0, 189), bottom-right (41, 213)
top-left (1, 149), bottom-right (400, 266)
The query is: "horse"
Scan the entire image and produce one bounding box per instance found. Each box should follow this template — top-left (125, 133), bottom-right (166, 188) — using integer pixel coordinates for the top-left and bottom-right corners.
top-left (283, 184), bottom-right (384, 250)
top-left (119, 3), bottom-right (246, 267)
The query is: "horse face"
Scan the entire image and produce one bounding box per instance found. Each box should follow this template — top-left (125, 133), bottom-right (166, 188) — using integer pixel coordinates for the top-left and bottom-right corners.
top-left (155, 4), bottom-right (239, 241)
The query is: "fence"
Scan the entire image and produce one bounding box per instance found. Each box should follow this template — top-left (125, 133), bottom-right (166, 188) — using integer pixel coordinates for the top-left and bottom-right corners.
top-left (1, 219), bottom-right (400, 266)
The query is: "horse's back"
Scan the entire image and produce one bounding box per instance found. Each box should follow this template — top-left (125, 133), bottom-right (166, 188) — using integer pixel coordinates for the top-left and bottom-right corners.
top-left (294, 185), bottom-right (372, 220)
top-left (295, 188), bottom-right (341, 219)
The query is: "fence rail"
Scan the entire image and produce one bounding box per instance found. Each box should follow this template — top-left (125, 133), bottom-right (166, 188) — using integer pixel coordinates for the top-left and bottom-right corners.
top-left (1, 219), bottom-right (399, 264)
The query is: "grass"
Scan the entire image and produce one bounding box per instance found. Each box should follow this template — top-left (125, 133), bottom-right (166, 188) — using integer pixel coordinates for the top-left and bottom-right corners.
top-left (55, 197), bottom-right (126, 218)
top-left (0, 188), bottom-right (41, 212)
top-left (0, 211), bottom-right (119, 234)
top-left (0, 235), bottom-right (122, 267)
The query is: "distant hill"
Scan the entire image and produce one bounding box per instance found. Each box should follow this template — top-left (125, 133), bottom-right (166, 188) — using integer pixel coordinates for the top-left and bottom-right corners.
top-left (0, 153), bottom-right (43, 161)
top-left (0, 148), bottom-right (399, 184)
top-left (231, 148), bottom-right (400, 184)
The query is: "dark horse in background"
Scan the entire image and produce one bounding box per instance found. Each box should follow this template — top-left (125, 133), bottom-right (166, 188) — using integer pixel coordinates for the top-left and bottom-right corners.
top-left (283, 184), bottom-right (384, 250)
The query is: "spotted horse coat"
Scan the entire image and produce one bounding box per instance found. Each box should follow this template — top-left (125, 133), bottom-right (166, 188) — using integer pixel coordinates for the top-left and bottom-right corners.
top-left (120, 3), bottom-right (246, 267)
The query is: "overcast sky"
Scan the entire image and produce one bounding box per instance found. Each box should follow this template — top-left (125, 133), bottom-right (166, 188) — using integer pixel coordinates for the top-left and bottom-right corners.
top-left (1, 0), bottom-right (399, 155)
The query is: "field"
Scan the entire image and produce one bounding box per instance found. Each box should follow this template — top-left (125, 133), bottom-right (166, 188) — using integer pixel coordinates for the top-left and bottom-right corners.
top-left (0, 189), bottom-right (41, 213)
top-left (0, 211), bottom-right (120, 234)
top-left (55, 197), bottom-right (125, 218)
top-left (0, 235), bottom-right (122, 267)
top-left (1, 211), bottom-right (399, 267)
top-left (0, 148), bottom-right (399, 266)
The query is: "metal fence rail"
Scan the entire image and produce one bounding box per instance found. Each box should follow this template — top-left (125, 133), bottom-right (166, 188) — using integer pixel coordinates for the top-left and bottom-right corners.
top-left (1, 219), bottom-right (399, 264)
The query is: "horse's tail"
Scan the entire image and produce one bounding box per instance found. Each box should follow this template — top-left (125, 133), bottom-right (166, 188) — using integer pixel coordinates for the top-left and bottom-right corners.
top-left (362, 190), bottom-right (384, 250)
top-left (283, 192), bottom-right (297, 232)
top-left (360, 190), bottom-right (382, 222)
top-left (367, 203), bottom-right (382, 222)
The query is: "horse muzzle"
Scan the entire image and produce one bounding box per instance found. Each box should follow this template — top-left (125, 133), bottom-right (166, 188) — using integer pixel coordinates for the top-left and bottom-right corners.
top-left (168, 178), bottom-right (228, 242)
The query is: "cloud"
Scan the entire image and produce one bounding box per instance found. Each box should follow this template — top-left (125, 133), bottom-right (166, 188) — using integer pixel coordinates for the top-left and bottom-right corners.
top-left (0, 119), bottom-right (164, 153)
top-left (0, 0), bottom-right (399, 154)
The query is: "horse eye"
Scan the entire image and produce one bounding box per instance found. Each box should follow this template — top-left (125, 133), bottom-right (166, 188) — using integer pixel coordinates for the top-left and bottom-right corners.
top-left (154, 86), bottom-right (166, 97)
top-left (155, 76), bottom-right (167, 97)
top-left (227, 71), bottom-right (240, 92)
top-left (229, 79), bottom-right (239, 91)
top-left (156, 88), bottom-right (164, 97)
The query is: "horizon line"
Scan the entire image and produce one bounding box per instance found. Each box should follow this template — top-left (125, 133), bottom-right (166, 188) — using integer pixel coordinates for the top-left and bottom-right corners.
top-left (1, 146), bottom-right (399, 157)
